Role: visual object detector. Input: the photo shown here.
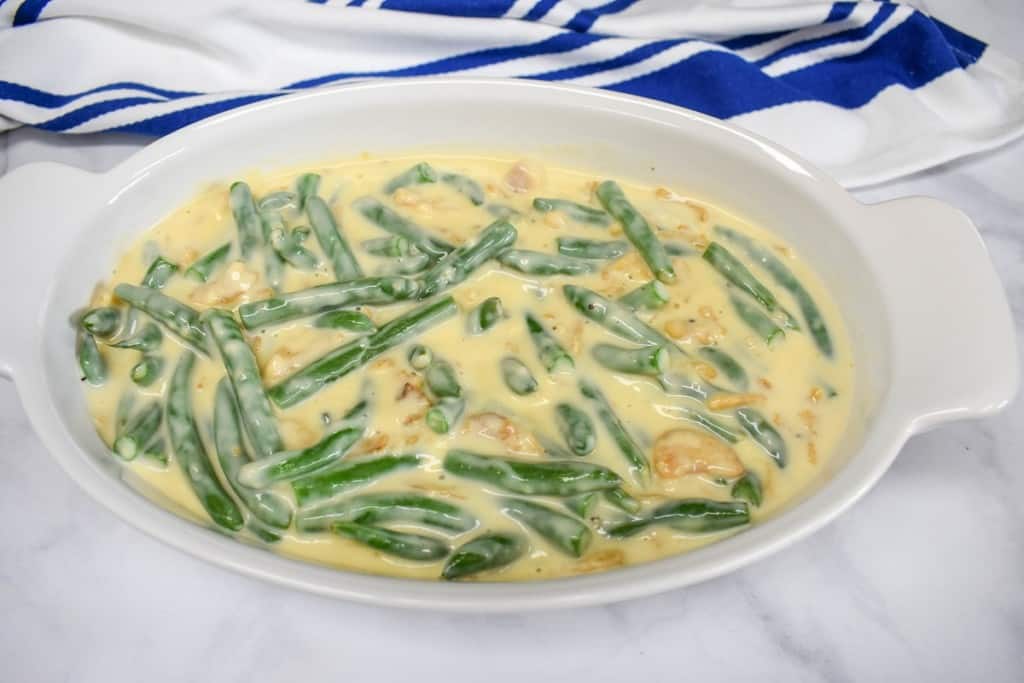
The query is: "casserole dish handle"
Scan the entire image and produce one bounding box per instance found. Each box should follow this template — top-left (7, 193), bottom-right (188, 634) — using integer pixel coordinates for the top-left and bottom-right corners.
top-left (864, 197), bottom-right (1018, 433)
top-left (0, 162), bottom-right (102, 379)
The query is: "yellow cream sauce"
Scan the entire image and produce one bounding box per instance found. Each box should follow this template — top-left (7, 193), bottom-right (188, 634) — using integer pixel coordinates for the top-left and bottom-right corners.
top-left (83, 154), bottom-right (853, 581)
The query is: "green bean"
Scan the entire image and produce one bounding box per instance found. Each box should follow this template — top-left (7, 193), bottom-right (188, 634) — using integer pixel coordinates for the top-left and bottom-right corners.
top-left (591, 343), bottom-right (667, 376)
top-left (578, 379), bottom-right (649, 479)
top-left (554, 403), bottom-right (596, 456)
top-left (248, 521), bottom-right (283, 544)
top-left (424, 358), bottom-right (461, 398)
top-left (604, 487), bottom-right (642, 514)
top-left (269, 225), bottom-right (319, 270)
top-left (619, 281), bottom-right (670, 311)
top-left (703, 242), bottom-right (779, 312)
top-left (425, 397), bottom-right (466, 434)
top-left (502, 498), bottom-right (591, 558)
top-left (466, 297), bottom-right (504, 334)
top-left (297, 492), bottom-right (476, 533)
top-left (657, 372), bottom-right (711, 402)
top-left (80, 307), bottom-right (122, 338)
top-left (418, 220), bottom-right (517, 299)
top-left (441, 172), bottom-right (485, 206)
top-left (384, 162), bottom-right (438, 194)
top-left (596, 181), bottom-right (675, 284)
top-left (362, 236), bottom-right (418, 258)
top-left (258, 191), bottom-right (297, 212)
top-left (77, 333), bottom-right (106, 385)
top-left (407, 344), bottom-right (433, 370)
top-left (141, 256), bottom-right (179, 289)
top-left (732, 472), bottom-right (763, 507)
top-left (353, 197), bottom-right (454, 259)
top-left (312, 309), bottom-right (376, 333)
top-left (296, 173), bottom-right (320, 211)
top-left (562, 285), bottom-right (674, 350)
top-left (184, 243), bottom-right (231, 282)
top-left (113, 284), bottom-right (209, 353)
top-left (108, 321), bottom-right (162, 352)
top-left (229, 182), bottom-right (263, 260)
top-left (258, 211), bottom-right (286, 293)
top-left (532, 197), bottom-right (610, 226)
top-left (715, 225), bottom-right (833, 357)
top-left (564, 493), bottom-right (597, 519)
top-left (140, 436), bottom-right (168, 467)
top-left (238, 276), bottom-right (421, 329)
top-left (379, 252), bottom-right (433, 276)
top-left (212, 379), bottom-right (293, 529)
top-left (487, 204), bottom-right (521, 220)
top-left (500, 356), bottom-right (538, 395)
top-left (663, 240), bottom-right (695, 257)
top-left (306, 195), bottom-right (363, 281)
top-left (113, 402), bottom-right (163, 461)
top-left (443, 449), bottom-right (621, 496)
top-left (238, 425), bottom-right (363, 488)
top-left (496, 249), bottom-right (594, 276)
top-left (115, 392), bottom-right (135, 439)
top-left (556, 237), bottom-right (628, 260)
top-left (698, 347), bottom-right (749, 390)
top-left (606, 499), bottom-right (749, 537)
top-left (730, 292), bottom-right (783, 344)
top-left (331, 522), bottom-right (449, 561)
top-left (292, 454), bottom-right (422, 508)
top-left (735, 408), bottom-right (787, 467)
top-left (655, 402), bottom-right (742, 443)
top-left (442, 532), bottom-right (525, 580)
top-left (269, 296), bottom-right (458, 408)
top-left (293, 226), bottom-right (310, 241)
top-left (166, 352), bottom-right (243, 531)
top-left (525, 313), bottom-right (573, 373)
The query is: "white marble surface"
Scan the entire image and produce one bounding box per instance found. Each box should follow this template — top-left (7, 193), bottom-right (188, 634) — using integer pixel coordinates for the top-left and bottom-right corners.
top-left (3, 10), bottom-right (1024, 683)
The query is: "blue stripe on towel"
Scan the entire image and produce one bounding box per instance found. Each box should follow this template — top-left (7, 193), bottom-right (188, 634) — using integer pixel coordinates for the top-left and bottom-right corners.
top-left (564, 0), bottom-right (638, 33)
top-left (380, 0), bottom-right (517, 19)
top-left (12, 0), bottom-right (52, 26)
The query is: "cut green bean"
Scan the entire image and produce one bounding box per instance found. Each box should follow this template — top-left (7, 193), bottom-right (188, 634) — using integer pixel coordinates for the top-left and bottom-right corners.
top-left (270, 225), bottom-right (319, 270)
top-left (525, 312), bottom-right (573, 373)
top-left (130, 355), bottom-right (164, 387)
top-left (564, 493), bottom-right (597, 519)
top-left (716, 225), bottom-right (833, 357)
top-left (113, 284), bottom-right (209, 353)
top-left (238, 425), bottom-right (363, 488)
top-left (501, 356), bottom-right (538, 395)
top-left (442, 532), bottom-right (525, 580)
top-left (362, 236), bottom-right (418, 258)
top-left (732, 472), bottom-right (763, 507)
top-left (556, 236), bottom-right (628, 260)
top-left (418, 219), bottom-right (517, 299)
top-left (229, 182), bottom-right (262, 260)
top-left (502, 498), bottom-right (591, 557)
top-left (113, 402), bottom-right (163, 461)
top-left (497, 249), bottom-right (594, 277)
top-left (596, 181), bottom-right (675, 284)
top-left (313, 309), bottom-right (376, 333)
top-left (204, 308), bottom-right (282, 459)
top-left (184, 243), bottom-right (231, 282)
top-left (378, 252), bottom-right (433, 276)
top-left (259, 210), bottom-right (286, 293)
top-left (656, 402), bottom-right (742, 443)
top-left (353, 197), bottom-right (454, 259)
top-left (140, 436), bottom-right (168, 467)
top-left (591, 343), bottom-right (667, 376)
top-left (619, 281), bottom-right (670, 311)
top-left (212, 379), bottom-right (293, 529)
top-left (424, 358), bottom-right (461, 398)
top-left (384, 162), bottom-right (438, 194)
top-left (166, 352), bottom-right (243, 531)
top-left (532, 197), bottom-right (610, 226)
top-left (109, 321), bottom-right (162, 352)
top-left (703, 242), bottom-right (778, 312)
top-left (332, 522), bottom-right (449, 561)
top-left (604, 487), bottom-right (642, 514)
top-left (606, 499), bottom-right (749, 537)
top-left (269, 296), bottom-right (458, 408)
top-left (441, 172), bottom-right (485, 206)
top-left (307, 195), bottom-right (363, 281)
top-left (80, 307), bottom-right (122, 338)
top-left (554, 403), bottom-right (596, 456)
top-left (258, 191), bottom-right (296, 212)
top-left (425, 397), bottom-right (466, 434)
top-left (142, 256), bottom-right (178, 289)
top-left (443, 449), bottom-right (621, 496)
top-left (238, 276), bottom-right (421, 329)
top-left (698, 346), bottom-right (749, 390)
top-left (292, 454), bottom-right (422, 508)
top-left (466, 297), bottom-right (504, 334)
top-left (562, 284), bottom-right (675, 350)
top-left (77, 333), bottom-right (106, 385)
top-left (296, 173), bottom-right (320, 211)
top-left (735, 408), bottom-right (787, 467)
top-left (579, 378), bottom-right (649, 479)
top-left (663, 240), bottom-right (695, 257)
top-left (730, 292), bottom-right (783, 344)
top-left (297, 492), bottom-right (476, 533)
top-left (407, 344), bottom-right (433, 370)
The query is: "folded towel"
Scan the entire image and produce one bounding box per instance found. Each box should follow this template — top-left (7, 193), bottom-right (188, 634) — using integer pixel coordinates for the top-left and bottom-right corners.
top-left (1, 0), bottom-right (1021, 186)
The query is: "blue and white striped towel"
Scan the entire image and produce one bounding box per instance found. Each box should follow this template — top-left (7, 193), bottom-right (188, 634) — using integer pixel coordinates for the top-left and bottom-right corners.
top-left (1, 1), bottom-right (1021, 186)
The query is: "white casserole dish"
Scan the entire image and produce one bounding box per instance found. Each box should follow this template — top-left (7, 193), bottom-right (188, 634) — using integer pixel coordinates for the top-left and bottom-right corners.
top-left (0, 78), bottom-right (1016, 611)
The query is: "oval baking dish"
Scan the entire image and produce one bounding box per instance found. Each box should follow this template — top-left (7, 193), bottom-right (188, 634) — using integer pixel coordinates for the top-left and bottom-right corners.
top-left (0, 78), bottom-right (1016, 611)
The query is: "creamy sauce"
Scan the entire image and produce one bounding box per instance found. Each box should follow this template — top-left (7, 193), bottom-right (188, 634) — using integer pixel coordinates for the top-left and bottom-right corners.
top-left (81, 154), bottom-right (853, 581)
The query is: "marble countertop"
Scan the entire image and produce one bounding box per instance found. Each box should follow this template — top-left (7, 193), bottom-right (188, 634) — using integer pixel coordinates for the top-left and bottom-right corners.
top-left (3, 9), bottom-right (1023, 681)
